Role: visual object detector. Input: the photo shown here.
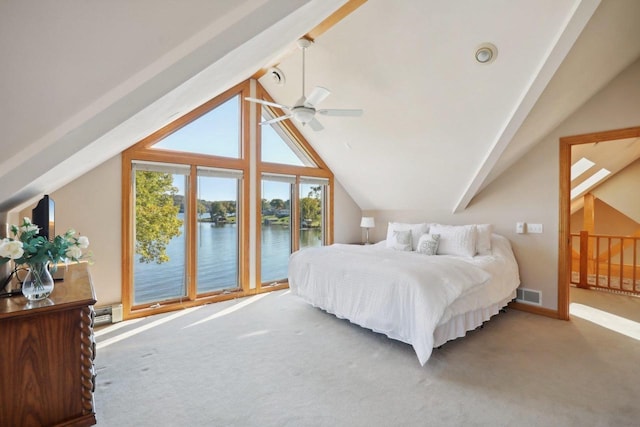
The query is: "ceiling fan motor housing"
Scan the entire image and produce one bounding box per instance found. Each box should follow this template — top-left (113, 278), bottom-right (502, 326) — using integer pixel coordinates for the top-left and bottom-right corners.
top-left (292, 106), bottom-right (315, 124)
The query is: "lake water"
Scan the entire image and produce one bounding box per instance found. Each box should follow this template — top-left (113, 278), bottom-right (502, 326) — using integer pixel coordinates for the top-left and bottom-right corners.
top-left (133, 221), bottom-right (321, 304)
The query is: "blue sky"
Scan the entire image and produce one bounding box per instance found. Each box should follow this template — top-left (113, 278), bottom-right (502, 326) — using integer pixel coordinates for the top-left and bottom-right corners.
top-left (157, 95), bottom-right (305, 201)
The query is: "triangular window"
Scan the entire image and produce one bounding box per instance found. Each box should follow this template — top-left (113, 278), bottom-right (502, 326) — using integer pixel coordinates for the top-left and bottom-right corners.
top-left (261, 107), bottom-right (316, 167)
top-left (152, 95), bottom-right (241, 158)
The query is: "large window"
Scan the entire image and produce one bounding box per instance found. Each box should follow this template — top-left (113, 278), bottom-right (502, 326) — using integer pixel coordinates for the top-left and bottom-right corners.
top-left (196, 167), bottom-right (242, 294)
top-left (122, 80), bottom-right (333, 318)
top-left (152, 95), bottom-right (241, 159)
top-left (260, 175), bottom-right (294, 284)
top-left (132, 162), bottom-right (189, 305)
top-left (299, 177), bottom-right (328, 249)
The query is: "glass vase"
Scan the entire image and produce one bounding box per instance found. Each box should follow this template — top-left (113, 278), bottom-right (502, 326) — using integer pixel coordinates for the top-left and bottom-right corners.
top-left (21, 262), bottom-right (54, 301)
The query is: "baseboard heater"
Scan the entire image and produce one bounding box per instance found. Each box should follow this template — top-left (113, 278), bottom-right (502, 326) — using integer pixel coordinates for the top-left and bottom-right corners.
top-left (94, 304), bottom-right (123, 326)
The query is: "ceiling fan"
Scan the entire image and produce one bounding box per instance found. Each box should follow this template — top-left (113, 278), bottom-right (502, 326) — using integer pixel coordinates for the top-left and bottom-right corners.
top-left (245, 38), bottom-right (363, 131)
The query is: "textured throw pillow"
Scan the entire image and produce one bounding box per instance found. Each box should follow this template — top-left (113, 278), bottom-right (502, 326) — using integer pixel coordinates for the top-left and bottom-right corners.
top-left (385, 222), bottom-right (429, 251)
top-left (430, 224), bottom-right (477, 258)
top-left (475, 224), bottom-right (493, 255)
top-left (389, 230), bottom-right (412, 251)
top-left (416, 233), bottom-right (440, 256)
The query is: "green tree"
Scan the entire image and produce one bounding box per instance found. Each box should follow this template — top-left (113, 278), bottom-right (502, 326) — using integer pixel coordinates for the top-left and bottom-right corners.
top-left (197, 200), bottom-right (208, 218)
top-left (300, 197), bottom-right (321, 223)
top-left (270, 199), bottom-right (285, 210)
top-left (209, 201), bottom-right (227, 220)
top-left (135, 171), bottom-right (183, 264)
top-left (308, 185), bottom-right (321, 199)
top-left (222, 200), bottom-right (236, 216)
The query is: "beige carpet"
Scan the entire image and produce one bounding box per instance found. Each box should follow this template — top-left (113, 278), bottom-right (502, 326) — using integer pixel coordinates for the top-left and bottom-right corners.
top-left (94, 289), bottom-right (640, 426)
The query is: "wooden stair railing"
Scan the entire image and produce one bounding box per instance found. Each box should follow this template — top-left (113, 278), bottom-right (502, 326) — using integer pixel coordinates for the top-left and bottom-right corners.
top-left (570, 231), bottom-right (640, 295)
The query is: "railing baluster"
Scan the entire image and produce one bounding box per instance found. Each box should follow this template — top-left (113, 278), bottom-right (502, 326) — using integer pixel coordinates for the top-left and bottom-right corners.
top-left (570, 233), bottom-right (640, 296)
top-left (620, 237), bottom-right (624, 291)
top-left (579, 231), bottom-right (589, 288)
top-left (607, 237), bottom-right (612, 289)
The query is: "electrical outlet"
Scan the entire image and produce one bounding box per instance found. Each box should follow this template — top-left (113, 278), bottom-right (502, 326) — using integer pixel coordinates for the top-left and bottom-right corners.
top-left (528, 223), bottom-right (543, 233)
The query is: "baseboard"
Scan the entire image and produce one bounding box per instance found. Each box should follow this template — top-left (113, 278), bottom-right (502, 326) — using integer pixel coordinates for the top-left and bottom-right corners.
top-left (508, 301), bottom-right (561, 319)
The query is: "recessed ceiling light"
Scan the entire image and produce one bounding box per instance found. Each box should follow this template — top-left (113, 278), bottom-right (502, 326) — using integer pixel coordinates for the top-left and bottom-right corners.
top-left (475, 43), bottom-right (497, 64)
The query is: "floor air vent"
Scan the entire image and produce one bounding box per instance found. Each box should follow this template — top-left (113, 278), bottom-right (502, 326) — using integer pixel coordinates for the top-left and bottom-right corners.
top-left (516, 288), bottom-right (542, 306)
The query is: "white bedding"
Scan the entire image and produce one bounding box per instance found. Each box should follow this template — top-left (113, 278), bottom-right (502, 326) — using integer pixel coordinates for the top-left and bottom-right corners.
top-left (288, 234), bottom-right (520, 365)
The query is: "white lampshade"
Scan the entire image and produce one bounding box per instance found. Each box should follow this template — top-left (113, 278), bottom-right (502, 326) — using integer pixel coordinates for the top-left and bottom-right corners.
top-left (360, 217), bottom-right (375, 228)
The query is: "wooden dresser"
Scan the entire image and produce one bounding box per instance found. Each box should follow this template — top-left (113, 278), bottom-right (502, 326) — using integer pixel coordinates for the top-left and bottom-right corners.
top-left (0, 263), bottom-right (97, 427)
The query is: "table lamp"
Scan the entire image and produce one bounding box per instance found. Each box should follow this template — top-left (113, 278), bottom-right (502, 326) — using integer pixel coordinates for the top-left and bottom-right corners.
top-left (360, 217), bottom-right (375, 245)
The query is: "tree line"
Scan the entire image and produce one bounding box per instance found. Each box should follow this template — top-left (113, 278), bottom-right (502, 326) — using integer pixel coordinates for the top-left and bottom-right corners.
top-left (136, 172), bottom-right (322, 264)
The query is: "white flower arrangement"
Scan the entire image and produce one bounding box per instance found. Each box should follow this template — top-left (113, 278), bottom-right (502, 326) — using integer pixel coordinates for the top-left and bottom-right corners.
top-left (0, 217), bottom-right (90, 267)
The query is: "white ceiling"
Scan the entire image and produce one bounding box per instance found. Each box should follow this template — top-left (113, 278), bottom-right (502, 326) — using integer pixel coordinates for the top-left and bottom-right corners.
top-left (1, 0), bottom-right (640, 214)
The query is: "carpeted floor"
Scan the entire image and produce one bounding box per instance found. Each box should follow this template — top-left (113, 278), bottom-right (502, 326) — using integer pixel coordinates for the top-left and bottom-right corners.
top-left (94, 289), bottom-right (640, 426)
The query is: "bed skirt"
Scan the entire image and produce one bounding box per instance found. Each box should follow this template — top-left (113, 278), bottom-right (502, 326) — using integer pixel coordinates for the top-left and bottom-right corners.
top-left (433, 291), bottom-right (516, 348)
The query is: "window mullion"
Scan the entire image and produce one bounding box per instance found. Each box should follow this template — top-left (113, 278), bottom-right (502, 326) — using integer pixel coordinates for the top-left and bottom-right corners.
top-left (292, 179), bottom-right (300, 253)
top-left (186, 165), bottom-right (198, 300)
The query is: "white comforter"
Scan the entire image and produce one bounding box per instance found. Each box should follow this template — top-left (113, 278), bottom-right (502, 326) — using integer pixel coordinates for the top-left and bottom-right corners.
top-left (288, 244), bottom-right (492, 365)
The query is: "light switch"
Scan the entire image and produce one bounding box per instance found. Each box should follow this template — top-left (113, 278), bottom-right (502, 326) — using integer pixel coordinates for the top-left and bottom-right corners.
top-left (528, 223), bottom-right (543, 234)
top-left (516, 222), bottom-right (525, 234)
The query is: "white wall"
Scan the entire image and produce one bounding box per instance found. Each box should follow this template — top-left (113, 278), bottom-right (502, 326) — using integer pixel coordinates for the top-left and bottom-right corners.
top-left (333, 179), bottom-right (362, 244)
top-left (593, 159), bottom-right (640, 223)
top-left (20, 155), bottom-right (122, 306)
top-left (366, 57), bottom-right (640, 311)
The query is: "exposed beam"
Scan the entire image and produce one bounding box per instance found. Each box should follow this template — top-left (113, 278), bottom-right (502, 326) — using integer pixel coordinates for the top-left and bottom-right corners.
top-left (251, 0), bottom-right (367, 79)
top-left (453, 0), bottom-right (600, 213)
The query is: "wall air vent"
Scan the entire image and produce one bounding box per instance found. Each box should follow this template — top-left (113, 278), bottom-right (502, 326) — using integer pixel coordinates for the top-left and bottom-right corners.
top-left (94, 306), bottom-right (112, 325)
top-left (94, 304), bottom-right (123, 325)
top-left (516, 288), bottom-right (542, 306)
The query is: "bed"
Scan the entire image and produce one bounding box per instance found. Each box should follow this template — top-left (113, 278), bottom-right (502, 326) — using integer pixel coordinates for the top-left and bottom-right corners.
top-left (288, 223), bottom-right (520, 365)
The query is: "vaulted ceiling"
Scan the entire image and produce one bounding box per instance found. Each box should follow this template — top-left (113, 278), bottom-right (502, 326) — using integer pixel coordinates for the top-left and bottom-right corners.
top-left (1, 0), bottom-right (639, 214)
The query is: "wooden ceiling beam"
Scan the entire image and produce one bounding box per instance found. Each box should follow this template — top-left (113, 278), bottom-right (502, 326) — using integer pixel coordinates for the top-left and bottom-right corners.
top-left (251, 0), bottom-right (366, 79)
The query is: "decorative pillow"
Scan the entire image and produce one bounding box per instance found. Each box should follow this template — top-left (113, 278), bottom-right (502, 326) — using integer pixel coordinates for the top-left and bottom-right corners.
top-left (385, 222), bottom-right (429, 251)
top-left (389, 230), bottom-right (412, 251)
top-left (475, 224), bottom-right (493, 255)
top-left (430, 224), bottom-right (477, 258)
top-left (416, 233), bottom-right (440, 256)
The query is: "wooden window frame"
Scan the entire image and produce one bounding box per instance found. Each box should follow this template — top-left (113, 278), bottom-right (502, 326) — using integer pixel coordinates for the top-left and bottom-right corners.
top-left (254, 83), bottom-right (334, 291)
top-left (122, 81), bottom-right (251, 319)
top-left (121, 80), bottom-right (334, 319)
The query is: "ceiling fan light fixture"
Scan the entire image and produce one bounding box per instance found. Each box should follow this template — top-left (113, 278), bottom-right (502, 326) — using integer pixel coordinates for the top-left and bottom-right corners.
top-left (293, 107), bottom-right (315, 124)
top-left (475, 43), bottom-right (497, 64)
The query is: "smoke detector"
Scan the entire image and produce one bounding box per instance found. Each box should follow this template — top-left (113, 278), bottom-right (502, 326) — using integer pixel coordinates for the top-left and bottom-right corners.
top-left (267, 67), bottom-right (286, 85)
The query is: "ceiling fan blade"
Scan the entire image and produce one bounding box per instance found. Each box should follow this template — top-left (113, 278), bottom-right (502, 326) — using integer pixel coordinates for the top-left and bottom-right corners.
top-left (245, 97), bottom-right (290, 110)
top-left (260, 114), bottom-right (292, 125)
top-left (304, 86), bottom-right (331, 107)
top-left (317, 109), bottom-right (363, 117)
top-left (308, 117), bottom-right (324, 131)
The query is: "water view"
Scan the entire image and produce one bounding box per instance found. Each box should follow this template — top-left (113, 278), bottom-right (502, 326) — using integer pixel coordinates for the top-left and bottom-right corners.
top-left (133, 221), bottom-right (321, 304)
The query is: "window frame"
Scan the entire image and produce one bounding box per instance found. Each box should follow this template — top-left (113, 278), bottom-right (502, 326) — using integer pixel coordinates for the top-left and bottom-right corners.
top-left (121, 79), bottom-right (333, 319)
top-left (122, 82), bottom-right (251, 318)
top-left (255, 83), bottom-right (334, 291)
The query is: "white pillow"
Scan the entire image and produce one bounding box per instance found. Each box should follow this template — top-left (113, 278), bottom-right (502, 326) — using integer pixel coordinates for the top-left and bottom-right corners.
top-left (385, 222), bottom-right (429, 251)
top-left (475, 224), bottom-right (493, 255)
top-left (416, 233), bottom-right (440, 256)
top-left (430, 224), bottom-right (477, 258)
top-left (388, 230), bottom-right (412, 251)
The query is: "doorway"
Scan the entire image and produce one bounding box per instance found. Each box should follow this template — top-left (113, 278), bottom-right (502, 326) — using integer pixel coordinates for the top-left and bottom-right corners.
top-left (558, 126), bottom-right (640, 319)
